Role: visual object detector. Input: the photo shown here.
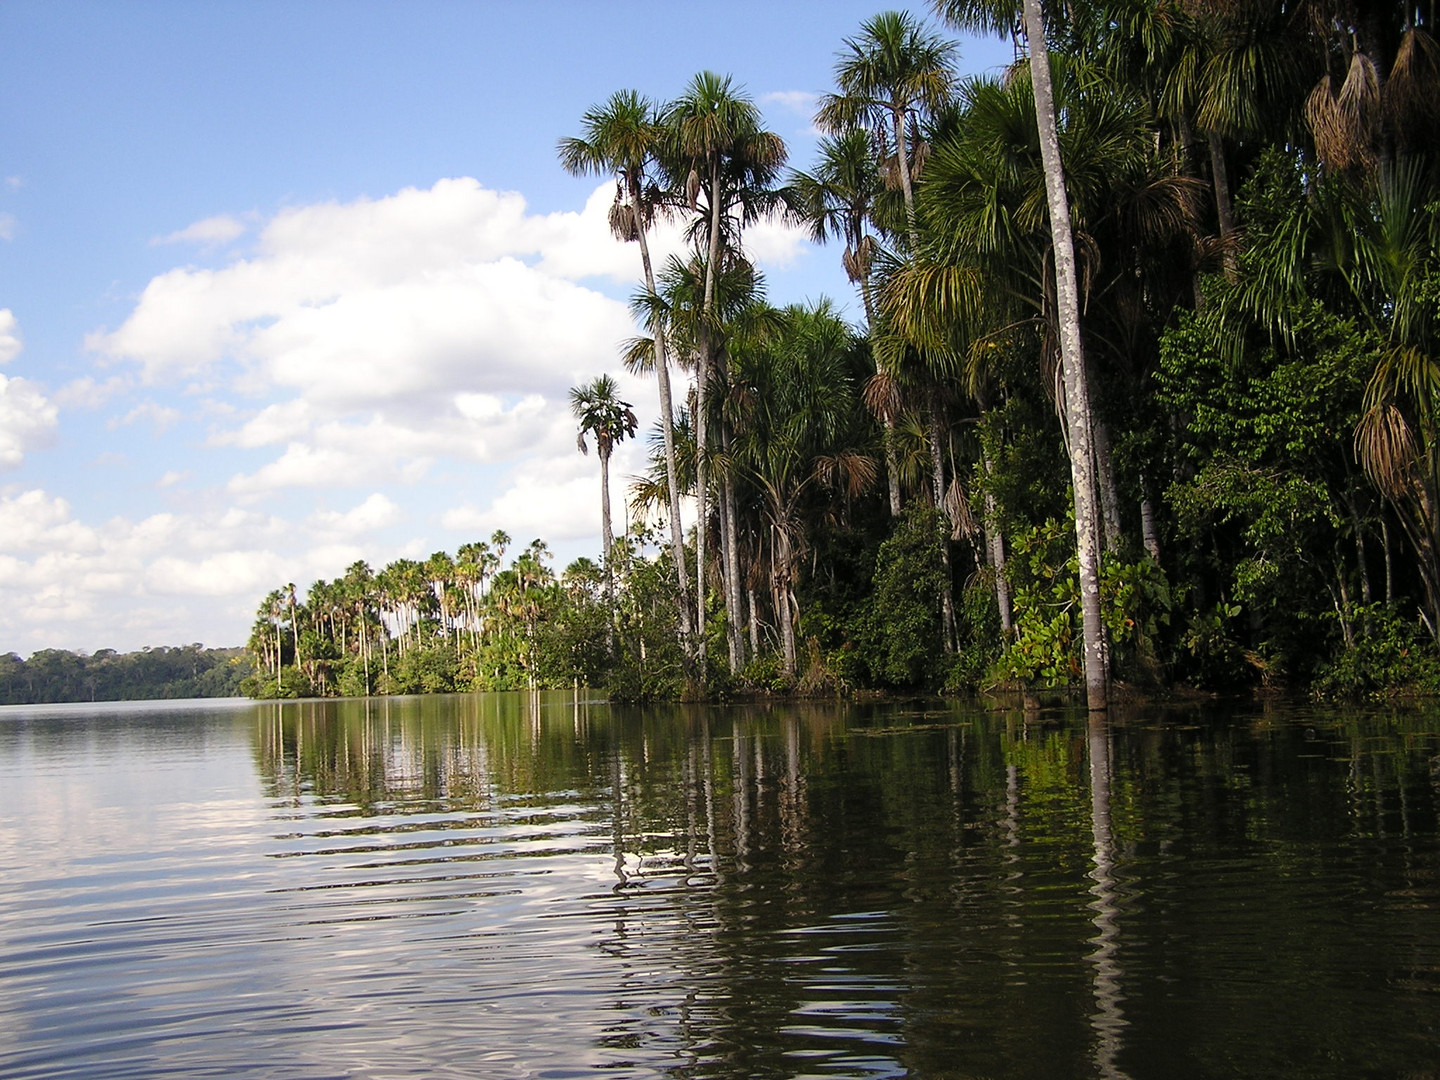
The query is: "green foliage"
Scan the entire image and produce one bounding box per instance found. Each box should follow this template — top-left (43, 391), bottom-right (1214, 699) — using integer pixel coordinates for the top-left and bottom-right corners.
top-left (1312, 606), bottom-right (1440, 699)
top-left (853, 507), bottom-right (950, 689)
top-left (0, 645), bottom-right (253, 705)
top-left (992, 517), bottom-right (1172, 689)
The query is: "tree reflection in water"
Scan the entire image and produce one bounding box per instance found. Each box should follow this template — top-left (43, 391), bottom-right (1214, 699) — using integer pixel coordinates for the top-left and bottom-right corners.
top-left (247, 694), bottom-right (1440, 1079)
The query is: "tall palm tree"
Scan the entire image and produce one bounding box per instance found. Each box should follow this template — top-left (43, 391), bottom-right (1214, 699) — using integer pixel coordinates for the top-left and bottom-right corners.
top-left (817, 10), bottom-right (957, 248)
top-left (662, 71), bottom-right (787, 673)
top-left (935, 0), bottom-right (1109, 709)
top-left (791, 127), bottom-right (906, 517)
top-left (570, 374), bottom-right (639, 574)
top-left (559, 91), bottom-right (693, 649)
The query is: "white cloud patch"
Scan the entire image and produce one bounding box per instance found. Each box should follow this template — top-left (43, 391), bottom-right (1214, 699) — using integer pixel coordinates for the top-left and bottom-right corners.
top-left (0, 213), bottom-right (15, 242)
top-left (309, 493), bottom-right (404, 536)
top-left (154, 213), bottom-right (248, 248)
top-left (0, 489), bottom-right (390, 651)
top-left (0, 374), bottom-right (58, 469)
top-left (109, 401), bottom-right (182, 433)
top-left (0, 309), bottom-right (22, 364)
top-left (54, 374), bottom-right (131, 410)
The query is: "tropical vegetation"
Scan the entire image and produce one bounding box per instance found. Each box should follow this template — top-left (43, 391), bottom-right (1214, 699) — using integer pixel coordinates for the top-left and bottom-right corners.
top-left (245, 1), bottom-right (1440, 703)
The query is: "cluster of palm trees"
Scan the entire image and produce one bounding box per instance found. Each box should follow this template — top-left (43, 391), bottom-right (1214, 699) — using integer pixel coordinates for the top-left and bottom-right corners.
top-left (554, 1), bottom-right (1440, 700)
top-left (248, 2), bottom-right (1439, 702)
top-left (243, 535), bottom-right (599, 698)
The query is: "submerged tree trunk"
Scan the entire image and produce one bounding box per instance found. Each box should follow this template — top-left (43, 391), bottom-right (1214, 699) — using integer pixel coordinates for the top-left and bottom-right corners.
top-left (1022, 0), bottom-right (1108, 710)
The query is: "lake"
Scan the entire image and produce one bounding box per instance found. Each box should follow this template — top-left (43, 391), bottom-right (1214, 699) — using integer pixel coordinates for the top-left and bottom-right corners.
top-left (0, 693), bottom-right (1436, 1079)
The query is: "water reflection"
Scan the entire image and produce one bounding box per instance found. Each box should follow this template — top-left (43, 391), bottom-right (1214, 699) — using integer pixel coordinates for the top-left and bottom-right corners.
top-left (242, 696), bottom-right (1440, 1079)
top-left (4, 696), bottom-right (1439, 1078)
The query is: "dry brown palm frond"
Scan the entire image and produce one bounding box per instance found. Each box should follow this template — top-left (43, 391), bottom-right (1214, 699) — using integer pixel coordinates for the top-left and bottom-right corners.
top-left (842, 235), bottom-right (875, 284)
top-left (814, 450), bottom-right (878, 500)
top-left (1356, 399), bottom-right (1420, 499)
top-left (909, 139), bottom-right (930, 180)
top-left (608, 201), bottom-right (639, 243)
top-left (1387, 28), bottom-right (1440, 154)
top-left (943, 476), bottom-right (979, 541)
top-left (1306, 49), bottom-right (1380, 174)
top-left (882, 152), bottom-right (904, 191)
top-left (863, 370), bottom-right (904, 422)
top-left (686, 168), bottom-right (701, 210)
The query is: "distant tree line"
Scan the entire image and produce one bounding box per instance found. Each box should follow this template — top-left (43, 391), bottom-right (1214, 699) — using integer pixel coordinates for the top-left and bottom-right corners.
top-left (248, 3), bottom-right (1440, 702)
top-left (0, 645), bottom-right (253, 705)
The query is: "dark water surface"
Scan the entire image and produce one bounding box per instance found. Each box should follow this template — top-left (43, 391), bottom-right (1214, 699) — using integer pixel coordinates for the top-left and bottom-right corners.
top-left (1, 694), bottom-right (1437, 1079)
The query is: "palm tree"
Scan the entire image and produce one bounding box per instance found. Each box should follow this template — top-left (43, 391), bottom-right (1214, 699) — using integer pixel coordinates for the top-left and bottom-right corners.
top-left (935, 0), bottom-right (1109, 709)
top-left (817, 10), bottom-right (957, 249)
top-left (791, 127), bottom-right (906, 517)
top-left (731, 301), bottom-right (876, 676)
top-left (570, 374), bottom-right (639, 575)
top-left (662, 71), bottom-right (787, 673)
top-left (559, 91), bottom-right (693, 648)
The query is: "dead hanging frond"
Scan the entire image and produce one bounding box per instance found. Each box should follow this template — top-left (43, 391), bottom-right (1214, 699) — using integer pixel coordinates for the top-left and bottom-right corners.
top-left (608, 200), bottom-right (640, 243)
top-left (943, 476), bottom-right (979, 541)
top-left (686, 168), bottom-right (701, 210)
top-left (909, 139), bottom-right (931, 180)
top-left (1356, 398), bottom-right (1420, 499)
top-left (863, 370), bottom-right (904, 423)
top-left (1306, 49), bottom-right (1381, 174)
top-left (1388, 28), bottom-right (1440, 154)
top-left (882, 152), bottom-right (904, 192)
top-left (841, 234), bottom-right (875, 284)
top-left (814, 449), bottom-right (878, 501)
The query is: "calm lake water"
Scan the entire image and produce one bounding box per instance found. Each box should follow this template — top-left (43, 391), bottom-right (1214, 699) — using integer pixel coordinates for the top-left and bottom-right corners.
top-left (0, 693), bottom-right (1437, 1079)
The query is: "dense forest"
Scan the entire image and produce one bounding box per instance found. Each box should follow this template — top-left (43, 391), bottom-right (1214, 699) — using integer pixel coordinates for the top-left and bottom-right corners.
top-left (244, 1), bottom-right (1440, 704)
top-left (0, 645), bottom-right (253, 705)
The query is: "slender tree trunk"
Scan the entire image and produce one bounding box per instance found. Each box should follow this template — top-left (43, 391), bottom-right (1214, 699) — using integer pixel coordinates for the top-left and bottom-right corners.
top-left (776, 524), bottom-right (797, 677)
top-left (695, 348), bottom-right (709, 675)
top-left (599, 448), bottom-right (614, 572)
top-left (981, 443), bottom-right (1013, 636)
top-left (1140, 491), bottom-right (1161, 563)
top-left (1092, 411), bottom-right (1123, 552)
top-left (927, 394), bottom-right (957, 651)
top-left (1023, 0), bottom-right (1108, 710)
top-left (1381, 512), bottom-right (1394, 608)
top-left (747, 585), bottom-right (760, 660)
top-left (1207, 131), bottom-right (1238, 279)
top-left (722, 467), bottom-right (744, 671)
top-left (633, 210), bottom-right (693, 647)
top-left (860, 276), bottom-right (902, 517)
top-left (893, 103), bottom-right (918, 246)
top-left (694, 160), bottom-right (727, 677)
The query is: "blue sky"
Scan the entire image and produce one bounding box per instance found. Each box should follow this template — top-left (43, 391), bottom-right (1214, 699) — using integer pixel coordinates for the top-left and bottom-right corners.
top-left (0, 1), bottom-right (1012, 654)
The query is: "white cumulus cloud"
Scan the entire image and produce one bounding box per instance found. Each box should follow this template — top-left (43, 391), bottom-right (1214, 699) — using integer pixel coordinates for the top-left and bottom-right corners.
top-left (0, 374), bottom-right (58, 469)
top-left (154, 213), bottom-right (248, 248)
top-left (0, 310), bottom-right (21, 363)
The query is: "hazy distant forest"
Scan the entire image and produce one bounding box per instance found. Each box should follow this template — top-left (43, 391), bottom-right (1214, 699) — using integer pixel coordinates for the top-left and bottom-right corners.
top-left (0, 646), bottom-right (252, 705)
top-left (242, 2), bottom-right (1440, 706)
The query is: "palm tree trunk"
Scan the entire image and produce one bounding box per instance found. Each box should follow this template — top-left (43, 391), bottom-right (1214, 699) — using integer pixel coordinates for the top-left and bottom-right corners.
top-left (695, 348), bottom-right (709, 674)
top-left (599, 447), bottom-right (614, 585)
top-left (860, 277), bottom-right (902, 517)
top-left (981, 443), bottom-right (1013, 636)
top-left (892, 104), bottom-right (918, 247)
top-left (927, 395), bottom-right (957, 651)
top-left (1092, 411), bottom-right (1123, 551)
top-left (776, 524), bottom-right (797, 677)
top-left (633, 209), bottom-right (693, 645)
top-left (721, 467), bottom-right (744, 671)
top-left (1023, 0), bottom-right (1108, 710)
top-left (1207, 131), bottom-right (1237, 279)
